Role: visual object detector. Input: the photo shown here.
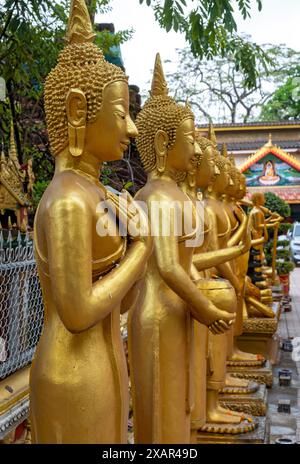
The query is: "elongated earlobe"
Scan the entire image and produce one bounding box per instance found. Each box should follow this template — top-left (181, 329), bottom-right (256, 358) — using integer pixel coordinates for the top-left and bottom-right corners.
top-left (66, 88), bottom-right (87, 157)
top-left (154, 130), bottom-right (168, 174)
top-left (187, 170), bottom-right (196, 188)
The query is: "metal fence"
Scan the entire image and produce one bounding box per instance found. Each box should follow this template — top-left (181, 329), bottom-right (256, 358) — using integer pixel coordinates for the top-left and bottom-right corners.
top-left (0, 230), bottom-right (44, 380)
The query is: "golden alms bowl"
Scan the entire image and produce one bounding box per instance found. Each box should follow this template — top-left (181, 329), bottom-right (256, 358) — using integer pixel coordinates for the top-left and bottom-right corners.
top-left (195, 278), bottom-right (237, 314)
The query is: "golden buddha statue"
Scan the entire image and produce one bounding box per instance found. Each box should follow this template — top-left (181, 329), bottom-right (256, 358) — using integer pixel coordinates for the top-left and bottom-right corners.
top-left (236, 173), bottom-right (275, 318)
top-left (221, 150), bottom-right (265, 365)
top-left (128, 54), bottom-right (235, 444)
top-left (30, 0), bottom-right (153, 444)
top-left (180, 136), bottom-right (255, 434)
top-left (242, 191), bottom-right (282, 315)
top-left (200, 148), bottom-right (258, 431)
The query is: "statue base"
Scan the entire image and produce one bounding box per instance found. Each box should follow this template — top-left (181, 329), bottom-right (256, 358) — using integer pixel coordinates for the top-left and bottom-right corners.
top-left (236, 304), bottom-right (280, 364)
top-left (219, 384), bottom-right (267, 417)
top-left (227, 361), bottom-right (273, 388)
top-left (0, 367), bottom-right (30, 440)
top-left (220, 380), bottom-right (258, 395)
top-left (226, 358), bottom-right (265, 368)
top-left (195, 416), bottom-right (268, 444)
top-left (198, 416), bottom-right (258, 436)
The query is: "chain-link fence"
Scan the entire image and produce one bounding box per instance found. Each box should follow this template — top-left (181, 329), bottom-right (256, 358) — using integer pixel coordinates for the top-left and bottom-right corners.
top-left (0, 230), bottom-right (44, 380)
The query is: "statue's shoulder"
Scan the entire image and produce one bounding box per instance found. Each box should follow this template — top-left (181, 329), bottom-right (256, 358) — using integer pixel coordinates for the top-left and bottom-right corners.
top-left (135, 180), bottom-right (181, 205)
top-left (43, 173), bottom-right (92, 216)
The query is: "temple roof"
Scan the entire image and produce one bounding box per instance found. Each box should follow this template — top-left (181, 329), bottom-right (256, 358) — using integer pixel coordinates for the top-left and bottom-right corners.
top-left (241, 135), bottom-right (300, 203)
top-left (197, 120), bottom-right (300, 130)
top-left (217, 140), bottom-right (300, 152)
top-left (239, 135), bottom-right (300, 173)
top-left (0, 123), bottom-right (30, 208)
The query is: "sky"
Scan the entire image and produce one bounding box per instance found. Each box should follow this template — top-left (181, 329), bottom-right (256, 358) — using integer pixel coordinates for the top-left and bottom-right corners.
top-left (96, 0), bottom-right (300, 97)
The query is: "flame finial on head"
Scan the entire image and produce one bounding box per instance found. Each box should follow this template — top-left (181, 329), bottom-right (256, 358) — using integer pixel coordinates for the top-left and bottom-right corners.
top-left (221, 142), bottom-right (228, 158)
top-left (150, 53), bottom-right (168, 97)
top-left (208, 121), bottom-right (217, 146)
top-left (230, 155), bottom-right (236, 166)
top-left (66, 0), bottom-right (96, 44)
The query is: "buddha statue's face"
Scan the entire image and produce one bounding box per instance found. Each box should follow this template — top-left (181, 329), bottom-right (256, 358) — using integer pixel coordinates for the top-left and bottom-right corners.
top-left (85, 80), bottom-right (138, 161)
top-left (225, 167), bottom-right (238, 197)
top-left (254, 193), bottom-right (265, 206)
top-left (67, 80), bottom-right (138, 162)
top-left (233, 174), bottom-right (241, 198)
top-left (212, 161), bottom-right (230, 194)
top-left (165, 117), bottom-right (200, 173)
top-left (195, 146), bottom-right (215, 189)
top-left (236, 175), bottom-right (246, 199)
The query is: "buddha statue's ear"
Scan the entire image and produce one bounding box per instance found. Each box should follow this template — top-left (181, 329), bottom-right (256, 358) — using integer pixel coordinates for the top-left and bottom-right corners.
top-left (66, 88), bottom-right (87, 157)
top-left (154, 129), bottom-right (168, 174)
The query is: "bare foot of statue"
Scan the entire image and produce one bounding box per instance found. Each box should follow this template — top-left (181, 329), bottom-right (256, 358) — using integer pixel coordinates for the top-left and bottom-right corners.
top-left (206, 406), bottom-right (242, 424)
top-left (203, 391), bottom-right (257, 433)
top-left (215, 403), bottom-right (253, 422)
top-left (229, 347), bottom-right (264, 363)
top-left (206, 391), bottom-right (250, 424)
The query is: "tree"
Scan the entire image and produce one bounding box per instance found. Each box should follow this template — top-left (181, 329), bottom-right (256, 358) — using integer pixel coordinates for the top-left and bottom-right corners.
top-left (0, 0), bottom-right (272, 201)
top-left (263, 192), bottom-right (294, 276)
top-left (260, 71), bottom-right (300, 121)
top-left (264, 192), bottom-right (291, 219)
top-left (0, 0), bottom-right (132, 183)
top-left (140, 0), bottom-right (270, 89)
top-left (164, 43), bottom-right (300, 123)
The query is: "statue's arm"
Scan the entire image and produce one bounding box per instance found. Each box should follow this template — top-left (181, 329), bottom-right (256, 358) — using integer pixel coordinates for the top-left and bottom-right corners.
top-left (120, 281), bottom-right (141, 315)
top-left (205, 206), bottom-right (241, 294)
top-left (227, 211), bottom-right (248, 247)
top-left (193, 210), bottom-right (244, 269)
top-left (45, 197), bottom-right (149, 333)
top-left (193, 245), bottom-right (243, 270)
top-left (251, 237), bottom-right (265, 246)
top-left (152, 203), bottom-right (233, 327)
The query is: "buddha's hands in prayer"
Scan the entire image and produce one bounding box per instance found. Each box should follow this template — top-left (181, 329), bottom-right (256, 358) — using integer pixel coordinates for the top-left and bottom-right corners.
top-left (239, 228), bottom-right (252, 254)
top-left (120, 190), bottom-right (153, 252)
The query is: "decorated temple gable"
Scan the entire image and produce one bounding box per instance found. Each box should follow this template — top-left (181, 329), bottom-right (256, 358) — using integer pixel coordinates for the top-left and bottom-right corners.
top-left (0, 122), bottom-right (31, 229)
top-left (239, 135), bottom-right (300, 204)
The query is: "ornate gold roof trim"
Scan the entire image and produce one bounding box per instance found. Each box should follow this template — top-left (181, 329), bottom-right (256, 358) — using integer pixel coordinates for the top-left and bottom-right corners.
top-left (0, 174), bottom-right (29, 206)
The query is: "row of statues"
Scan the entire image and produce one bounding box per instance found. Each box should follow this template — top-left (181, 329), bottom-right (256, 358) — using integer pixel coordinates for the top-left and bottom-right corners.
top-left (30, 0), bottom-right (282, 444)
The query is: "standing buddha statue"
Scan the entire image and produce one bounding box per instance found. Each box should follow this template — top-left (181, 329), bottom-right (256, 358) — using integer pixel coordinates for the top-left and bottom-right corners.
top-left (236, 180), bottom-right (276, 318)
top-left (128, 54), bottom-right (235, 444)
top-left (180, 135), bottom-right (255, 434)
top-left (221, 147), bottom-right (265, 366)
top-left (30, 0), bottom-right (152, 443)
top-left (200, 145), bottom-right (257, 433)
